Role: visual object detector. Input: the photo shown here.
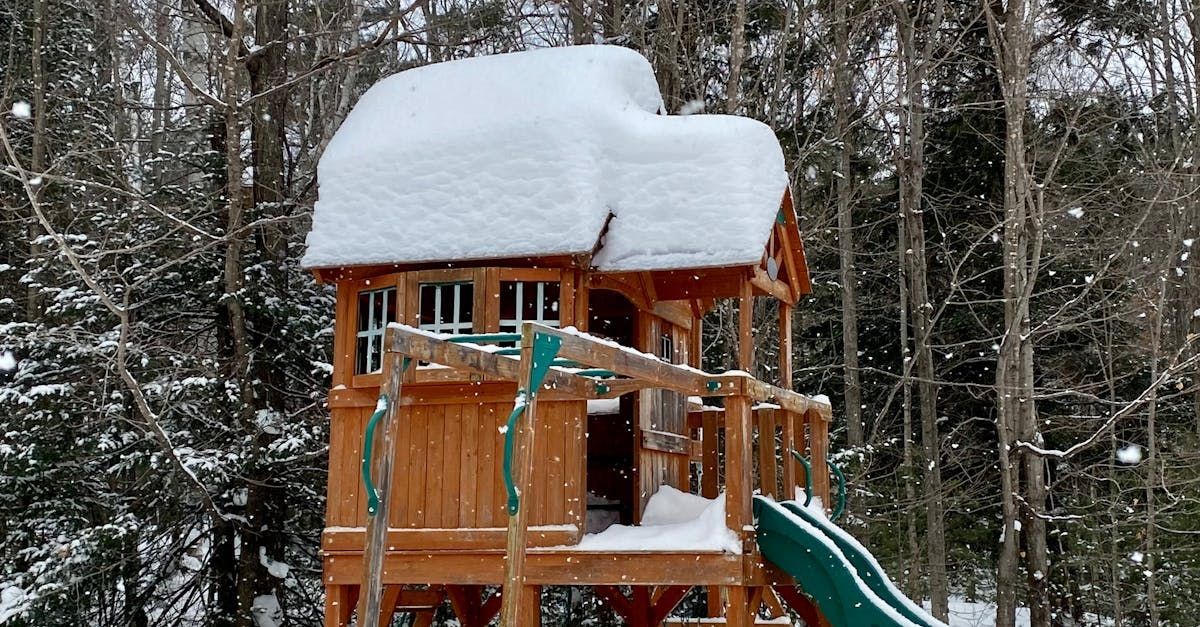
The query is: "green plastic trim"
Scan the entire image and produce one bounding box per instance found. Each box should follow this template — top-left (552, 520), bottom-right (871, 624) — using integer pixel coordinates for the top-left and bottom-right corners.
top-left (362, 358), bottom-right (410, 517)
top-left (776, 209), bottom-right (787, 225)
top-left (573, 368), bottom-right (616, 378)
top-left (502, 399), bottom-right (527, 515)
top-left (447, 333), bottom-right (522, 345)
top-left (706, 380), bottom-right (720, 392)
top-left (828, 457), bottom-right (847, 522)
top-left (362, 395), bottom-right (389, 516)
top-left (595, 382), bottom-right (611, 394)
top-left (756, 496), bottom-right (940, 627)
top-left (526, 331), bottom-right (562, 398)
top-left (501, 330), bottom-right (563, 517)
top-left (790, 449), bottom-right (814, 507)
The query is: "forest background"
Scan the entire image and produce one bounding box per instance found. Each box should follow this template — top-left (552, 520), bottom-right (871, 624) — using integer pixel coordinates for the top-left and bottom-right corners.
top-left (1, 0), bottom-right (1198, 625)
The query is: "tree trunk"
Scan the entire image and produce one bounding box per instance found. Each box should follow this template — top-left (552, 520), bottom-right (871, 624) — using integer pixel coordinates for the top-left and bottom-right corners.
top-left (25, 0), bottom-right (47, 321)
top-left (834, 0), bottom-right (863, 448)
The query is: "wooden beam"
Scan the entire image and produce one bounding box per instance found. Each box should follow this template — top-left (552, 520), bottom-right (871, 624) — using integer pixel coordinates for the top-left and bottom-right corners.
top-left (384, 324), bottom-right (597, 399)
top-left (649, 586), bottom-right (693, 625)
top-left (641, 428), bottom-right (693, 455)
top-left (322, 550), bottom-right (757, 586)
top-left (500, 325), bottom-right (543, 626)
top-left (594, 585), bottom-right (634, 620)
top-left (322, 527), bottom-right (579, 552)
top-left (751, 266), bottom-right (794, 304)
top-left (356, 348), bottom-right (408, 627)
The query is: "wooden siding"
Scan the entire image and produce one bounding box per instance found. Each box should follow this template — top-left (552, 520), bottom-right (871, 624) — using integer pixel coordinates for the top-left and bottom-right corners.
top-left (327, 386), bottom-right (585, 534)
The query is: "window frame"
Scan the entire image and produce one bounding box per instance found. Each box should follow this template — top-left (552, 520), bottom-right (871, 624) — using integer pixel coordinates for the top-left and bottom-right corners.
top-left (343, 268), bottom-right (573, 388)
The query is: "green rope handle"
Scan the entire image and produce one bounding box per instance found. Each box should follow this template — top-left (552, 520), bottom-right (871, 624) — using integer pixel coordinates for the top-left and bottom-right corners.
top-left (790, 450), bottom-right (814, 507)
top-left (827, 457), bottom-right (847, 522)
top-left (788, 450), bottom-right (847, 521)
top-left (502, 394), bottom-right (528, 515)
top-left (363, 395), bottom-right (389, 516)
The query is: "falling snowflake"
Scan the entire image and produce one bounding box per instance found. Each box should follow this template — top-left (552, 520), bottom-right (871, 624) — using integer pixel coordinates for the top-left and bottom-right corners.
top-left (10, 101), bottom-right (30, 119)
top-left (1117, 444), bottom-right (1143, 465)
top-left (1067, 207), bottom-right (1084, 219)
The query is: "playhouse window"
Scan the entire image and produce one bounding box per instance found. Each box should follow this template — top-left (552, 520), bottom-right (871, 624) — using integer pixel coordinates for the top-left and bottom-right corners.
top-left (500, 281), bottom-right (561, 335)
top-left (418, 282), bottom-right (474, 334)
top-left (356, 286), bottom-right (396, 374)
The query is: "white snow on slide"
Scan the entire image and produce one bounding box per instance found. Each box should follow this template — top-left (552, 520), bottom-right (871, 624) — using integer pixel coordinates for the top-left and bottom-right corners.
top-left (304, 45), bottom-right (787, 272)
top-left (570, 486), bottom-right (741, 553)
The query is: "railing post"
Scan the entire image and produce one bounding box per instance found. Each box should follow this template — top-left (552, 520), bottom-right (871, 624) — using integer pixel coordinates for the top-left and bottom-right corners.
top-left (807, 408), bottom-right (831, 509)
top-left (757, 407), bottom-right (778, 499)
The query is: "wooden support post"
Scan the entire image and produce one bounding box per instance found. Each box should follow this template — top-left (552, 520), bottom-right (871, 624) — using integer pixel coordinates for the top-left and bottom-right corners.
top-left (725, 395), bottom-right (754, 552)
top-left (324, 585), bottom-right (357, 627)
top-left (781, 410), bottom-right (796, 499)
top-left (757, 408), bottom-right (777, 499)
top-left (738, 281), bottom-right (754, 373)
top-left (357, 340), bottom-right (407, 627)
top-left (724, 586), bottom-right (755, 627)
top-left (500, 325), bottom-right (542, 626)
top-left (779, 302), bottom-right (792, 389)
top-left (701, 410), bottom-right (720, 499)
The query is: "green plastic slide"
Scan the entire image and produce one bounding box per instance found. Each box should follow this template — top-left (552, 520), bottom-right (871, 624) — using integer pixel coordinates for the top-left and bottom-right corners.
top-left (753, 496), bottom-right (946, 627)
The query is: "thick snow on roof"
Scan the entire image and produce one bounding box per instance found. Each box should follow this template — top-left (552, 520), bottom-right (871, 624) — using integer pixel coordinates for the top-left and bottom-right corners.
top-left (303, 45), bottom-right (788, 271)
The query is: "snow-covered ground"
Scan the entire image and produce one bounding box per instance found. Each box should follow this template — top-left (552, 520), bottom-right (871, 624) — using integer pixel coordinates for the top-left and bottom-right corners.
top-left (935, 598), bottom-right (1031, 627)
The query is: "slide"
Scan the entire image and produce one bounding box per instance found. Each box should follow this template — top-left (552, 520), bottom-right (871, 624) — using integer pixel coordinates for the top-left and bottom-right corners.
top-left (754, 496), bottom-right (947, 627)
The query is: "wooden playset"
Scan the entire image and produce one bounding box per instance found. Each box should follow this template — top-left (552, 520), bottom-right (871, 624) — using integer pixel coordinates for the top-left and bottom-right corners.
top-left (304, 45), bottom-right (943, 627)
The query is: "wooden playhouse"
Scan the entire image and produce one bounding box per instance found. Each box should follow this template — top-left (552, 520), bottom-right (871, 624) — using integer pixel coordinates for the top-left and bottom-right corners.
top-left (304, 46), bottom-right (942, 627)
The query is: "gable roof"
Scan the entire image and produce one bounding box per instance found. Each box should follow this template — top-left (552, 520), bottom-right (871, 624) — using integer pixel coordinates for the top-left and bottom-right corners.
top-left (302, 45), bottom-right (790, 272)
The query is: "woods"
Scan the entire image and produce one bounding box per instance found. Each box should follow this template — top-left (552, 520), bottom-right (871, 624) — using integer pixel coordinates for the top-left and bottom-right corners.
top-left (2, 0), bottom-right (1200, 625)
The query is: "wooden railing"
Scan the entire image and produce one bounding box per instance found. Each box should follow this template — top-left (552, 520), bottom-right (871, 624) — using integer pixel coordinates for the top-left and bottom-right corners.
top-left (688, 405), bottom-right (831, 510)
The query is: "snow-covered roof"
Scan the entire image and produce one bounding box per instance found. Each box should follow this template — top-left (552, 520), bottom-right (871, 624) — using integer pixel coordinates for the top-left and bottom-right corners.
top-left (302, 45), bottom-right (789, 272)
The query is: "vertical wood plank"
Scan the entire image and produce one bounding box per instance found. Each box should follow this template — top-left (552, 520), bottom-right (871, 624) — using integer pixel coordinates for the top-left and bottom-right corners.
top-left (563, 405), bottom-right (584, 532)
top-left (442, 404), bottom-right (462, 528)
top-left (332, 281), bottom-right (355, 388)
top-left (478, 403), bottom-right (497, 527)
top-left (426, 405), bottom-right (444, 527)
top-left (460, 403), bottom-right (478, 527)
top-left (472, 268), bottom-right (487, 333)
top-left (559, 272), bottom-right (575, 329)
top-left (350, 408), bottom-right (367, 525)
top-left (409, 405), bottom-right (427, 527)
top-left (484, 269), bottom-right (501, 332)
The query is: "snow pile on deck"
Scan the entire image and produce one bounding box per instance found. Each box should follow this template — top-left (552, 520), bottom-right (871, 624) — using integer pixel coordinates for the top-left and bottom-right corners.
top-left (304, 45), bottom-right (787, 271)
top-left (574, 486), bottom-right (740, 553)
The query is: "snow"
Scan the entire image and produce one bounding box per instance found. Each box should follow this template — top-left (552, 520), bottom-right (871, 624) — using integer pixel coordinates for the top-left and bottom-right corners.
top-left (586, 398), bottom-right (620, 414)
top-left (571, 486), bottom-right (741, 553)
top-left (251, 593), bottom-right (283, 627)
top-left (10, 101), bottom-right (30, 119)
top-left (303, 45), bottom-right (787, 272)
top-left (1117, 444), bottom-right (1143, 464)
top-left (0, 351), bottom-right (15, 371)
